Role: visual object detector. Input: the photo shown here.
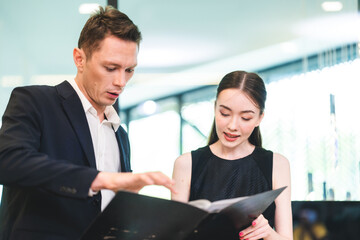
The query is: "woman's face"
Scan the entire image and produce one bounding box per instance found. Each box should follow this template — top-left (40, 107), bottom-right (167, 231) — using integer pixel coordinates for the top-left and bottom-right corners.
top-left (214, 88), bottom-right (264, 148)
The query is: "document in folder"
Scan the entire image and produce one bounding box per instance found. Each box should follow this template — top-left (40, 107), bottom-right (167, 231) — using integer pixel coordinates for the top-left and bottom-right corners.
top-left (80, 186), bottom-right (286, 240)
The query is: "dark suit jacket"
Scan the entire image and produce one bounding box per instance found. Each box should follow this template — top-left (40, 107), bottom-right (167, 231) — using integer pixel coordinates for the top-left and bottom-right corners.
top-left (0, 81), bottom-right (131, 240)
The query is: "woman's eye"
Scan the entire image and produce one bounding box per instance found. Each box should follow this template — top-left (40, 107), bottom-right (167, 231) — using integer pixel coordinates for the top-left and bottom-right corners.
top-left (220, 112), bottom-right (229, 117)
top-left (242, 117), bottom-right (251, 121)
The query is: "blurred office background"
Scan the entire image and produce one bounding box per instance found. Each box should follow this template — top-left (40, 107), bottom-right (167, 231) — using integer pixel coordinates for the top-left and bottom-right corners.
top-left (1, 0), bottom-right (360, 206)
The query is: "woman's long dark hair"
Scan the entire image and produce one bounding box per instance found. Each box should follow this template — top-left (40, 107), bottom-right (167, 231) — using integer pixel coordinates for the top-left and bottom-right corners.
top-left (208, 71), bottom-right (267, 147)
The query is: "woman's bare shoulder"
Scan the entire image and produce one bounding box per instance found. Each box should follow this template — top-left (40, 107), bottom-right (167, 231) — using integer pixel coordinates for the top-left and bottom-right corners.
top-left (174, 152), bottom-right (192, 168)
top-left (273, 152), bottom-right (289, 168)
top-left (272, 152), bottom-right (291, 188)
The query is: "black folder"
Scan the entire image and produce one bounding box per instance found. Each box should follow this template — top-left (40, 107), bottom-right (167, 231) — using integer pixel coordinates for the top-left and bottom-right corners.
top-left (80, 187), bottom-right (286, 240)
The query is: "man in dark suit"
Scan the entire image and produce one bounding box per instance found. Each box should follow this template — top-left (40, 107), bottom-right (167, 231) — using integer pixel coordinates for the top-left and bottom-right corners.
top-left (0, 6), bottom-right (174, 240)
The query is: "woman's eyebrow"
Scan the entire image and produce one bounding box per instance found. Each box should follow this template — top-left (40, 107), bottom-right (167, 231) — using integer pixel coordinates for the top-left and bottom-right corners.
top-left (219, 105), bottom-right (255, 114)
top-left (240, 110), bottom-right (255, 114)
top-left (219, 104), bottom-right (231, 111)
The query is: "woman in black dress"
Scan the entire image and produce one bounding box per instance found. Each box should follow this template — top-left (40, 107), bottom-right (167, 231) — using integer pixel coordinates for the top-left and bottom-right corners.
top-left (172, 71), bottom-right (293, 240)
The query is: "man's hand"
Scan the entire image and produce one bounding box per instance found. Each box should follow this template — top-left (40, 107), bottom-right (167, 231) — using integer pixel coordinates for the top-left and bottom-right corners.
top-left (90, 171), bottom-right (176, 193)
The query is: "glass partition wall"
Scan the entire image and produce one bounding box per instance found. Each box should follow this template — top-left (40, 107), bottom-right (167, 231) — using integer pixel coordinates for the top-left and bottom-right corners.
top-left (123, 44), bottom-right (360, 200)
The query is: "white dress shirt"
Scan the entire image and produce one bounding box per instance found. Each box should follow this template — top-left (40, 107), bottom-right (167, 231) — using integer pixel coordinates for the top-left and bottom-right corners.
top-left (68, 79), bottom-right (121, 211)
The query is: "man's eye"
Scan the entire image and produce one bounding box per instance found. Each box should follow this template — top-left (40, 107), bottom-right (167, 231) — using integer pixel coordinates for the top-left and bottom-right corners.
top-left (126, 68), bottom-right (135, 73)
top-left (105, 67), bottom-right (116, 72)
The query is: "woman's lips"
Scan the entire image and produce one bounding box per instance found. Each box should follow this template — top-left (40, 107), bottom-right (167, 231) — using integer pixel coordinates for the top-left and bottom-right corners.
top-left (223, 132), bottom-right (240, 142)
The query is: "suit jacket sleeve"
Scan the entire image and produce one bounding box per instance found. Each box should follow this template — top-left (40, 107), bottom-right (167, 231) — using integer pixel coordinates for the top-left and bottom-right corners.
top-left (0, 86), bottom-right (98, 199)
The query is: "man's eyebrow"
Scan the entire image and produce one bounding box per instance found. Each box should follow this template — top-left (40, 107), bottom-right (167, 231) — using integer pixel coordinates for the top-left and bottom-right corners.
top-left (103, 62), bottom-right (137, 68)
top-left (103, 61), bottom-right (119, 66)
top-left (127, 64), bottom-right (137, 68)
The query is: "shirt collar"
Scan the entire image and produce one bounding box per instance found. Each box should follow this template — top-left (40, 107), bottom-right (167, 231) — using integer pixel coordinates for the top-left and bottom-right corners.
top-left (67, 79), bottom-right (121, 132)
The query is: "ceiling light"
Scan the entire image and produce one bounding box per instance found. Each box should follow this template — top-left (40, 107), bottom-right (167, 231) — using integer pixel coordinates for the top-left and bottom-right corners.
top-left (321, 1), bottom-right (343, 12)
top-left (138, 100), bottom-right (158, 115)
top-left (1, 75), bottom-right (23, 87)
top-left (30, 75), bottom-right (74, 86)
top-left (79, 3), bottom-right (100, 14)
top-left (281, 42), bottom-right (298, 54)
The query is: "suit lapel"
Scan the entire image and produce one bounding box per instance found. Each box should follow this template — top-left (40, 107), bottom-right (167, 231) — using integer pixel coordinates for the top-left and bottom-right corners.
top-left (115, 130), bottom-right (130, 172)
top-left (56, 81), bottom-right (97, 169)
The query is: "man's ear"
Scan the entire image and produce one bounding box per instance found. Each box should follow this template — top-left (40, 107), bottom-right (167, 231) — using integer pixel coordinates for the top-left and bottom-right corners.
top-left (73, 48), bottom-right (86, 72)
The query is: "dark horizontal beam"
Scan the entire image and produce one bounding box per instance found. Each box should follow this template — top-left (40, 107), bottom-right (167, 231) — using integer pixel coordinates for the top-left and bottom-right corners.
top-left (107, 0), bottom-right (118, 9)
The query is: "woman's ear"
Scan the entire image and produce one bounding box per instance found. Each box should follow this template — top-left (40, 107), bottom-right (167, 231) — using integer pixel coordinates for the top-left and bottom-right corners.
top-left (73, 48), bottom-right (86, 72)
top-left (256, 112), bottom-right (265, 127)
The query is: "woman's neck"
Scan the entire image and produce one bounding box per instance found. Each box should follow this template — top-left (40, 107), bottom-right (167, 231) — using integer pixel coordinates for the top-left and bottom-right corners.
top-left (210, 140), bottom-right (255, 160)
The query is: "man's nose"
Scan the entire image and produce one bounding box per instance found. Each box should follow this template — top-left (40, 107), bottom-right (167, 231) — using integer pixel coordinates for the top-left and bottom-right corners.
top-left (113, 71), bottom-right (126, 88)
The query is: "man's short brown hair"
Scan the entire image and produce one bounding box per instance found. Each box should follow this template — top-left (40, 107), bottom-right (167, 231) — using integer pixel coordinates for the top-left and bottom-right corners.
top-left (78, 6), bottom-right (142, 58)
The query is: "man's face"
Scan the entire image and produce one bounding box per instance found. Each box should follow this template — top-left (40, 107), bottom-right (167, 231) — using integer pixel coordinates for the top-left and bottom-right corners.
top-left (76, 35), bottom-right (138, 113)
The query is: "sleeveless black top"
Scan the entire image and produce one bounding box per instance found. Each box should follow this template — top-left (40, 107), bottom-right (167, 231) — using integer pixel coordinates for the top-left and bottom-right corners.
top-left (189, 146), bottom-right (275, 230)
